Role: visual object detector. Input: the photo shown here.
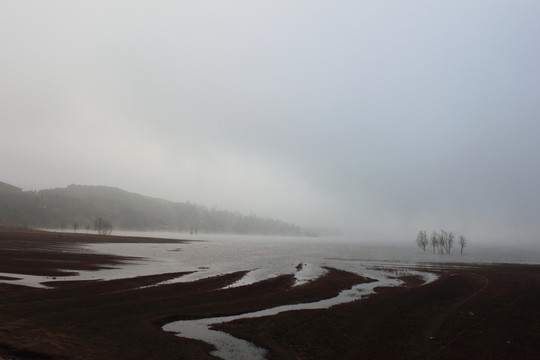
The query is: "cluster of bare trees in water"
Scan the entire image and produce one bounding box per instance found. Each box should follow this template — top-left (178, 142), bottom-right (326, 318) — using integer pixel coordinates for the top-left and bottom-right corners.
top-left (416, 230), bottom-right (467, 254)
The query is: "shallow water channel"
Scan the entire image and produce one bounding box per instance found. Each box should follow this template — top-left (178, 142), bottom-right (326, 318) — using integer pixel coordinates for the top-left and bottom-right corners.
top-left (163, 265), bottom-right (437, 360)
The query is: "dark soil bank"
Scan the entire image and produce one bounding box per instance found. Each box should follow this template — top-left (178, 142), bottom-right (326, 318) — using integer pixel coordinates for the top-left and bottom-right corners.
top-left (218, 265), bottom-right (540, 360)
top-left (1, 227), bottom-right (540, 359)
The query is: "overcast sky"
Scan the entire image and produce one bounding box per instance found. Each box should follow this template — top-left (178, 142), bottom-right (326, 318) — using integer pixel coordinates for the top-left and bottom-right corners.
top-left (2, 1), bottom-right (540, 244)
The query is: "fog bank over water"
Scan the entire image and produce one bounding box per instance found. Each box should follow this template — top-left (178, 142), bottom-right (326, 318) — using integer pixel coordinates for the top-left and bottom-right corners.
top-left (2, 2), bottom-right (540, 245)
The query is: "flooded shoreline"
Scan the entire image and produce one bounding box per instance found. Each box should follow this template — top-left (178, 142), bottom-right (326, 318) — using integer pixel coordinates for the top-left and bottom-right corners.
top-left (0, 230), bottom-right (536, 290)
top-left (2, 228), bottom-right (540, 360)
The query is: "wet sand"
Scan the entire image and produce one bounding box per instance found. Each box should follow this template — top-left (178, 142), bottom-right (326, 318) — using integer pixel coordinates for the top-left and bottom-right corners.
top-left (1, 227), bottom-right (539, 359)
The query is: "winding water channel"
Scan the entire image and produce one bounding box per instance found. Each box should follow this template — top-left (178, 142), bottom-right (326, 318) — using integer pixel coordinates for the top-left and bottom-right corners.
top-left (163, 264), bottom-right (438, 360)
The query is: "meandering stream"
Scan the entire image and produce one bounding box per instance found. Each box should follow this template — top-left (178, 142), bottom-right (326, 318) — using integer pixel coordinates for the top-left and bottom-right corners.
top-left (163, 264), bottom-right (437, 360)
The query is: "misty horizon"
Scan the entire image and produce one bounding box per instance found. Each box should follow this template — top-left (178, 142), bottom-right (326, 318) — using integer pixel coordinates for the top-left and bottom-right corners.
top-left (2, 2), bottom-right (540, 246)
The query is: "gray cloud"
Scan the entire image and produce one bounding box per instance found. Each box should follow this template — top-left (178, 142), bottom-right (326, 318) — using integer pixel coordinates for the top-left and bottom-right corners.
top-left (2, 1), bottom-right (540, 244)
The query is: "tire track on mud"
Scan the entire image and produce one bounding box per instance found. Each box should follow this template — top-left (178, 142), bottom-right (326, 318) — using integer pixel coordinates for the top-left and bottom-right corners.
top-left (427, 271), bottom-right (489, 339)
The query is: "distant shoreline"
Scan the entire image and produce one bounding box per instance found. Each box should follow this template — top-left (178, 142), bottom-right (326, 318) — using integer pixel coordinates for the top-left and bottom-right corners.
top-left (0, 181), bottom-right (309, 237)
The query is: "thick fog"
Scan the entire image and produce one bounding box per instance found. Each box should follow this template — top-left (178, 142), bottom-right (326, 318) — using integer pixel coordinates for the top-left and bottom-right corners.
top-left (2, 1), bottom-right (540, 245)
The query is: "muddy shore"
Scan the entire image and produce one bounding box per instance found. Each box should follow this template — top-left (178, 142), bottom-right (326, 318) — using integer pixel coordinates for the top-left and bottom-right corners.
top-left (0, 227), bottom-right (539, 359)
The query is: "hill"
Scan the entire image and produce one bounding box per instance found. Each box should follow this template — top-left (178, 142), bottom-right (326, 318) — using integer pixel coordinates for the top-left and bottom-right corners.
top-left (0, 182), bottom-right (305, 236)
top-left (0, 181), bottom-right (22, 193)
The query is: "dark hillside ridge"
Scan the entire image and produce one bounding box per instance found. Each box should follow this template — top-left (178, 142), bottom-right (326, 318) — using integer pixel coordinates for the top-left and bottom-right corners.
top-left (0, 182), bottom-right (306, 236)
top-left (0, 181), bottom-right (22, 193)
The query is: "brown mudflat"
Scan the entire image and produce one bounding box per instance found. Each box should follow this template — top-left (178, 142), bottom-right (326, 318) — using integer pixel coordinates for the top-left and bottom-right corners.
top-left (0, 227), bottom-right (539, 360)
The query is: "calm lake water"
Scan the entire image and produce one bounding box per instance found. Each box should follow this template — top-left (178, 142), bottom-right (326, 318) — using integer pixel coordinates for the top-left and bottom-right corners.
top-left (3, 230), bottom-right (539, 287)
